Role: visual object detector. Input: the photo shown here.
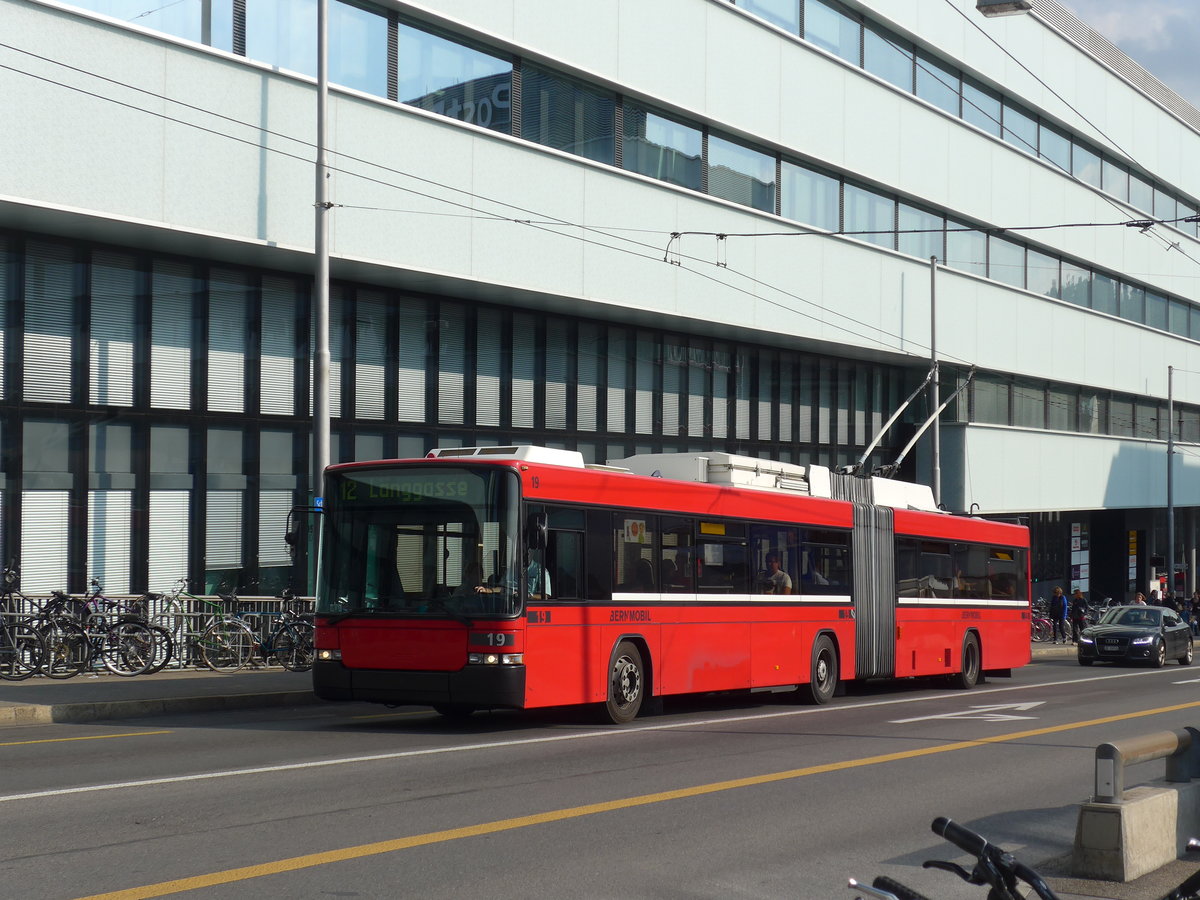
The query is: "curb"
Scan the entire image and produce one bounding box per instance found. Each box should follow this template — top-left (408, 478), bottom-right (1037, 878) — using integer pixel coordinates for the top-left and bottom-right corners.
top-left (0, 690), bottom-right (321, 726)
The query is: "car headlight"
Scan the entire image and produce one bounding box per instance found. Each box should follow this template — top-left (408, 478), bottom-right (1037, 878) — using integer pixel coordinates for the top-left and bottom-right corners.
top-left (1079, 636), bottom-right (1094, 644)
top-left (1132, 636), bottom-right (1155, 645)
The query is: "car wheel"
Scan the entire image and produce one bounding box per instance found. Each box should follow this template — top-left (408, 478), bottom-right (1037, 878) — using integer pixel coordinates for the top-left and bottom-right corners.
top-left (1078, 657), bottom-right (1093, 666)
top-left (1181, 641), bottom-right (1194, 666)
top-left (1152, 641), bottom-right (1166, 668)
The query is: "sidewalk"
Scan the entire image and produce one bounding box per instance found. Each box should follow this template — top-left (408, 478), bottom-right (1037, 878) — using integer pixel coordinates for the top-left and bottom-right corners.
top-left (0, 665), bottom-right (319, 725)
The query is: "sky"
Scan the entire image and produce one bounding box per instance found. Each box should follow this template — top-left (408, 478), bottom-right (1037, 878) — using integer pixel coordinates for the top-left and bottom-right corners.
top-left (1058, 0), bottom-right (1200, 109)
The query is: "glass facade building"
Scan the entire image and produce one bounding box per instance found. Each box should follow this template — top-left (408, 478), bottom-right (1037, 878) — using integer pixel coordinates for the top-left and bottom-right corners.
top-left (5, 0), bottom-right (1200, 601)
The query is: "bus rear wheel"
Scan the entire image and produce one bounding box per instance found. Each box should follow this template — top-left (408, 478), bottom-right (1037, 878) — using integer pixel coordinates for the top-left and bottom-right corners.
top-left (955, 633), bottom-right (981, 689)
top-left (605, 641), bottom-right (644, 724)
top-left (805, 635), bottom-right (837, 705)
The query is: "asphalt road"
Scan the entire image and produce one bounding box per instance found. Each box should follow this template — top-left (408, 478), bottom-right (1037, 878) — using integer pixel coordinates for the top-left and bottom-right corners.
top-left (3, 656), bottom-right (1200, 899)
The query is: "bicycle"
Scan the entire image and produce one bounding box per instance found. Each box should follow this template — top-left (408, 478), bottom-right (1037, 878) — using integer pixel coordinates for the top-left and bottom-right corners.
top-left (0, 606), bottom-right (44, 681)
top-left (82, 579), bottom-right (174, 675)
top-left (195, 590), bottom-right (258, 672)
top-left (257, 588), bottom-right (314, 672)
top-left (2, 565), bottom-right (89, 680)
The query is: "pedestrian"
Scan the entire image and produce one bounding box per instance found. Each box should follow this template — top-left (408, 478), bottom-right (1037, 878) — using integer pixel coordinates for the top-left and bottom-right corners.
top-left (1162, 591), bottom-right (1179, 613)
top-left (1133, 591), bottom-right (1148, 605)
top-left (1069, 588), bottom-right (1088, 643)
top-left (1049, 586), bottom-right (1068, 644)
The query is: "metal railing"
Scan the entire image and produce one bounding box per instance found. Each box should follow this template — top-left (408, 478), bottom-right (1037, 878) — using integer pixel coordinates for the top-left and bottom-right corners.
top-left (1093, 727), bottom-right (1200, 803)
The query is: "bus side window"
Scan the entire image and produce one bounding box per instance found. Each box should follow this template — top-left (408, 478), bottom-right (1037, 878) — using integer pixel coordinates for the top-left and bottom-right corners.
top-left (547, 530), bottom-right (582, 600)
top-left (614, 513), bottom-right (657, 593)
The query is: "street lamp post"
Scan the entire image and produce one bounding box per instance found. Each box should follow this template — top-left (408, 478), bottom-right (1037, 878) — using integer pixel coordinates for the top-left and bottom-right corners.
top-left (312, 0), bottom-right (331, 585)
top-left (1168, 366), bottom-right (1176, 600)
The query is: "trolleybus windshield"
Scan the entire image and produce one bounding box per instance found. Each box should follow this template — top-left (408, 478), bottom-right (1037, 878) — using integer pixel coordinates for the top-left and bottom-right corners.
top-left (318, 466), bottom-right (522, 618)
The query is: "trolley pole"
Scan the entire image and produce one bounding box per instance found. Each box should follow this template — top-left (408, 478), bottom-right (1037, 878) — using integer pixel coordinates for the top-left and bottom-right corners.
top-left (312, 0), bottom-right (331, 586)
top-left (931, 256), bottom-right (941, 508)
top-left (1168, 365), bottom-right (1175, 600)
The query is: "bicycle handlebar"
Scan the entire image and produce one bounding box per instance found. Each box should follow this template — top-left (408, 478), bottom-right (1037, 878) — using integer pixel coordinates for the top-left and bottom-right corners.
top-left (928, 818), bottom-right (1059, 900)
top-left (931, 817), bottom-right (987, 859)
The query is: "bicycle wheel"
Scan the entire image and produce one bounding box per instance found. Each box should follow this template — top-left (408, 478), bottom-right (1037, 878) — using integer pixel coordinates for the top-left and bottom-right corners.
top-left (38, 617), bottom-right (90, 679)
top-left (100, 621), bottom-right (155, 677)
top-left (199, 620), bottom-right (255, 672)
top-left (0, 621), bottom-right (44, 681)
top-left (144, 624), bottom-right (175, 675)
top-left (272, 622), bottom-right (314, 672)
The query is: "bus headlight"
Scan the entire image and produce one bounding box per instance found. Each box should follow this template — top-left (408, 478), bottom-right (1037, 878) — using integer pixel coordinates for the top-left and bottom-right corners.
top-left (469, 653), bottom-right (524, 665)
top-left (318, 649), bottom-right (342, 661)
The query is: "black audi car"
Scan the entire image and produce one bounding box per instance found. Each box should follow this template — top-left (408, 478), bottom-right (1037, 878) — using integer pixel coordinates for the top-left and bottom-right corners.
top-left (1077, 605), bottom-right (1194, 667)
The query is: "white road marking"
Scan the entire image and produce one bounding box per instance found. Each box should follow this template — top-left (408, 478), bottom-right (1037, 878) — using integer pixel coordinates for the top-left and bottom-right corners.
top-left (890, 701), bottom-right (1044, 724)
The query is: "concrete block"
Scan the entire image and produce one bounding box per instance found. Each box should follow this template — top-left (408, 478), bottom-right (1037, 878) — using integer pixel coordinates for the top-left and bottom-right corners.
top-left (1073, 783), bottom-right (1200, 881)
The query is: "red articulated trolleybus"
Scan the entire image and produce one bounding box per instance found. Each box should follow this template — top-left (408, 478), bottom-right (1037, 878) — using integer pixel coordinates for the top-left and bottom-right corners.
top-left (312, 446), bottom-right (1031, 723)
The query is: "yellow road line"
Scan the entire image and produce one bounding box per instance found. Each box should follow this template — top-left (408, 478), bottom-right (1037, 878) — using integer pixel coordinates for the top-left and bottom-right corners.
top-left (0, 730), bottom-right (170, 748)
top-left (78, 699), bottom-right (1200, 900)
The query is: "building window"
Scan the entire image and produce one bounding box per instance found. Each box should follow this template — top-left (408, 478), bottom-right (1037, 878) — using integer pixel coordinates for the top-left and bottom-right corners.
top-left (844, 184), bottom-right (895, 250)
top-left (988, 237), bottom-right (1025, 289)
top-left (621, 104), bottom-right (703, 191)
top-left (1026, 249), bottom-right (1060, 300)
top-left (1012, 380), bottom-right (1045, 429)
top-left (1060, 263), bottom-right (1090, 308)
top-left (1092, 273), bottom-right (1118, 316)
top-left (521, 65), bottom-right (615, 164)
top-left (803, 0), bottom-right (862, 66)
top-left (260, 276), bottom-right (298, 416)
top-left (1120, 283), bottom-right (1145, 323)
top-left (781, 161), bottom-right (839, 231)
top-left (1072, 142), bottom-right (1103, 189)
top-left (738, 0), bottom-right (800, 34)
top-left (863, 23), bottom-right (913, 92)
top-left (897, 203), bottom-right (943, 261)
top-left (208, 269), bottom-right (249, 413)
top-left (1102, 159), bottom-right (1130, 203)
top-left (1002, 100), bottom-right (1038, 156)
top-left (245, 0), bottom-right (388, 98)
top-left (397, 21), bottom-right (512, 133)
top-left (972, 375), bottom-right (1010, 426)
top-left (1039, 123), bottom-right (1071, 173)
top-left (355, 291), bottom-right (387, 420)
top-left (707, 135), bottom-right (777, 213)
top-left (962, 77), bottom-right (1001, 137)
top-left (24, 241), bottom-right (75, 405)
top-left (915, 51), bottom-right (960, 115)
top-left (946, 222), bottom-right (987, 277)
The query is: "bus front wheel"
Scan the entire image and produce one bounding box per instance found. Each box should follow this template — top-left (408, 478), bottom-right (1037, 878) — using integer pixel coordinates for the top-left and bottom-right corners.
top-left (605, 641), bottom-right (645, 724)
top-left (806, 635), bottom-right (838, 705)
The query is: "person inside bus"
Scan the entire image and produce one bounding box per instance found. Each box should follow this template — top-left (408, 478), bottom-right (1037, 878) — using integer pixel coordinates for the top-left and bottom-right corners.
top-left (476, 556), bottom-right (551, 600)
top-left (453, 562), bottom-right (484, 598)
top-left (759, 552), bottom-right (793, 595)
